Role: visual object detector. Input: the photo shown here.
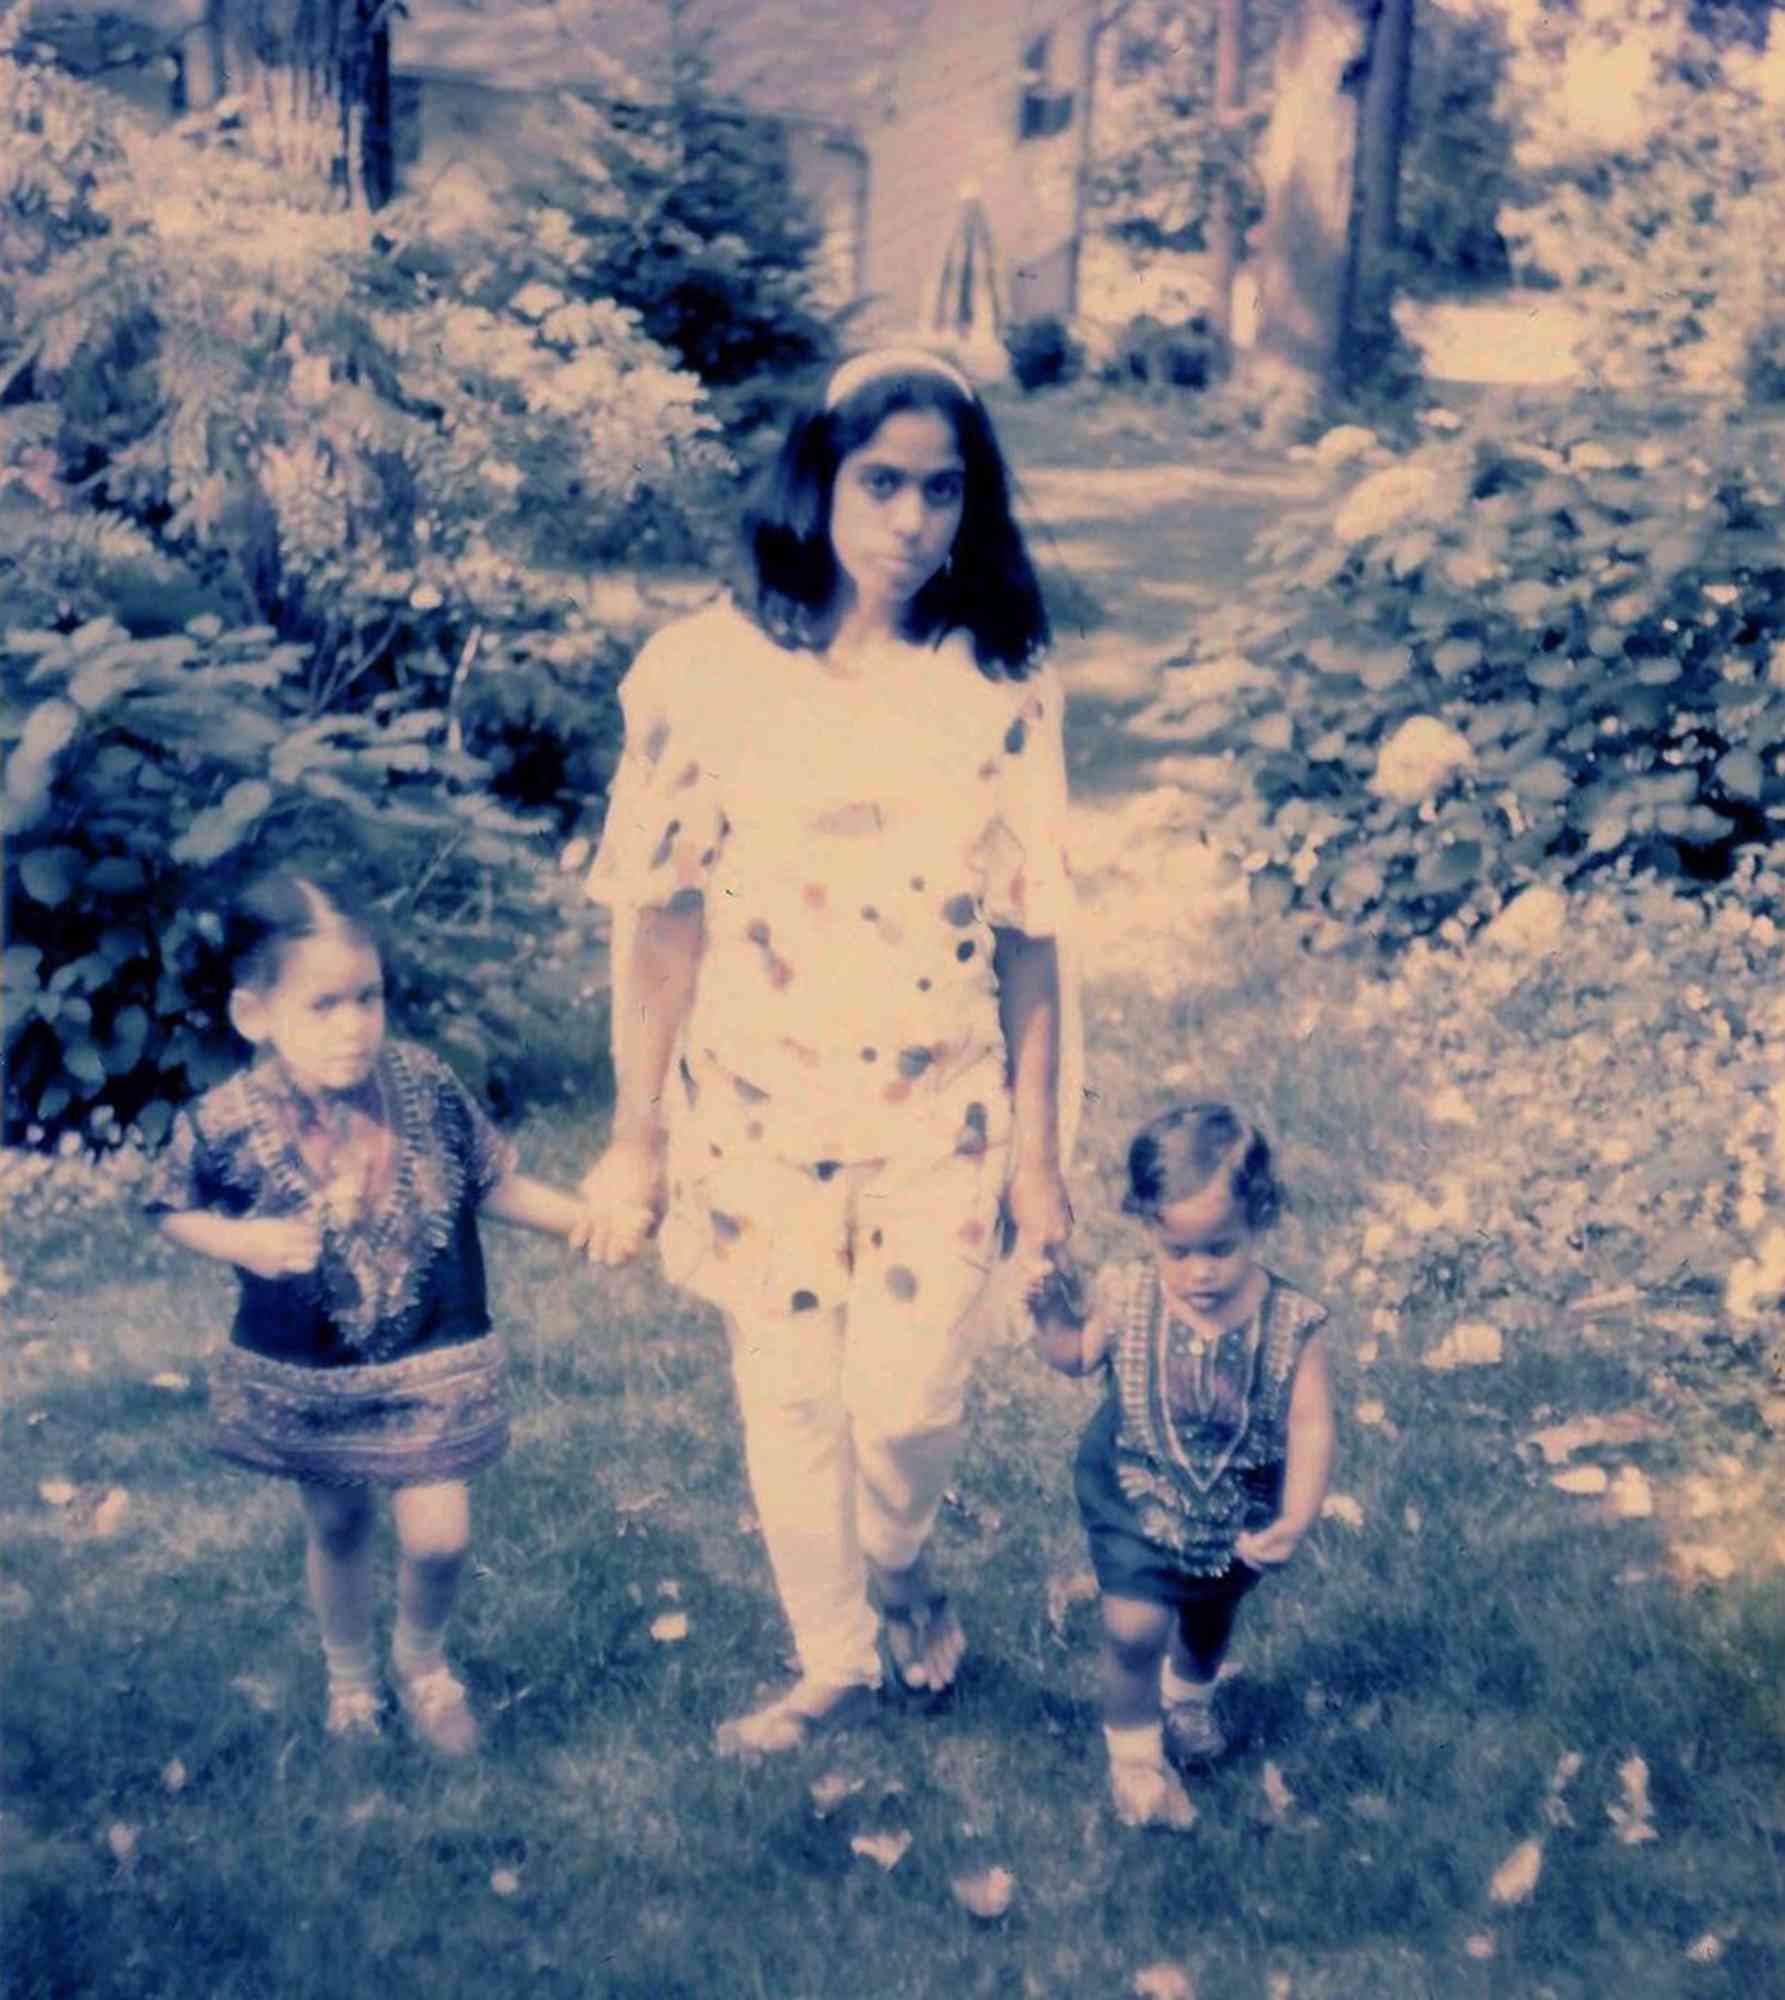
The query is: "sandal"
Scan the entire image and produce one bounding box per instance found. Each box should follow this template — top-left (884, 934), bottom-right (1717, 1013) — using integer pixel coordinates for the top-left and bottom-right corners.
top-left (714, 1677), bottom-right (877, 1758)
top-left (868, 1564), bottom-right (966, 1695)
top-left (1108, 1758), bottom-right (1198, 1832)
top-left (1163, 1696), bottom-right (1229, 1767)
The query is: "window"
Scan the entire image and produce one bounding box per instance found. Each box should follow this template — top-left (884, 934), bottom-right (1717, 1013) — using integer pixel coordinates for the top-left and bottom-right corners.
top-left (1017, 27), bottom-right (1071, 142)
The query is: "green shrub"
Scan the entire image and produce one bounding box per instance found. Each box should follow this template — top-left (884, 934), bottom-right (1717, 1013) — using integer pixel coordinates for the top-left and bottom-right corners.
top-left (1003, 316), bottom-right (1083, 394)
top-left (1108, 311), bottom-right (1222, 392)
top-left (0, 38), bottom-right (732, 1147)
top-left (1139, 403), bottom-right (1785, 943)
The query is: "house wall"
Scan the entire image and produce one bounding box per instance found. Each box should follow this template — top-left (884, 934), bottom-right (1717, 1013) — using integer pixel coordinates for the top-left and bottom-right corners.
top-left (859, 0), bottom-right (1091, 339)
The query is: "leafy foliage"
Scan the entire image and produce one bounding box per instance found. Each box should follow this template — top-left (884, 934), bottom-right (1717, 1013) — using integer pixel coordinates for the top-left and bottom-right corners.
top-left (1003, 315), bottom-right (1083, 393)
top-left (1, 29), bottom-right (732, 1146)
top-left (1495, 1), bottom-right (1785, 398)
top-left (1129, 403), bottom-right (1785, 943)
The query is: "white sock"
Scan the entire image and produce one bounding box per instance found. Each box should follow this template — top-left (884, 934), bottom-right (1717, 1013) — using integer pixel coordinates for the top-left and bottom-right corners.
top-left (1104, 1719), bottom-right (1166, 1769)
top-left (323, 1637), bottom-right (378, 1694)
top-left (391, 1624), bottom-right (445, 1681)
top-left (1161, 1661), bottom-right (1216, 1708)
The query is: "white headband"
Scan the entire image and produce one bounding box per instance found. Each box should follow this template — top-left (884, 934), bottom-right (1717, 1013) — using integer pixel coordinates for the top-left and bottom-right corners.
top-left (824, 347), bottom-right (976, 409)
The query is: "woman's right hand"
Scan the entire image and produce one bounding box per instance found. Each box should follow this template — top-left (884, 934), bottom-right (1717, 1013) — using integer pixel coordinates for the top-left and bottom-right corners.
top-left (579, 1129), bottom-right (667, 1265)
top-left (231, 1214), bottom-right (324, 1281)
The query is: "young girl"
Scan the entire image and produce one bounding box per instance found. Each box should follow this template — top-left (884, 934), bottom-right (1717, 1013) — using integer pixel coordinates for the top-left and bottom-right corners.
top-left (580, 347), bottom-right (1083, 1755)
top-left (144, 871), bottom-right (604, 1754)
top-left (1031, 1104), bottom-right (1336, 1830)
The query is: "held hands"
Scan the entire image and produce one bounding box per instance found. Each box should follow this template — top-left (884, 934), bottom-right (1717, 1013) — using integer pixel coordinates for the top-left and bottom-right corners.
top-left (1233, 1518), bottom-right (1309, 1569)
top-left (577, 1129), bottom-right (667, 1266)
top-left (230, 1214), bottom-right (324, 1281)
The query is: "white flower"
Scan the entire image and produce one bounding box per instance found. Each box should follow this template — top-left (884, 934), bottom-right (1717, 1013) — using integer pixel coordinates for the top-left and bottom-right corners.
top-left (1480, 886), bottom-right (1568, 956)
top-left (1334, 463), bottom-right (1442, 544)
top-left (1371, 716), bottom-right (1474, 805)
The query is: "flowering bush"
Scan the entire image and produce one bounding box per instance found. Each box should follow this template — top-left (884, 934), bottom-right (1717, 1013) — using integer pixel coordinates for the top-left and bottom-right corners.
top-left (1494, 2), bottom-right (1785, 399)
top-left (1128, 402), bottom-right (1785, 942)
top-left (0, 35), bottom-right (728, 1147)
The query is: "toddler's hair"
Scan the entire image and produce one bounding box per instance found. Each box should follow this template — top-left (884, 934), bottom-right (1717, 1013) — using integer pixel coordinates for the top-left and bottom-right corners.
top-left (223, 871), bottom-right (382, 993)
top-left (1120, 1103), bottom-right (1284, 1231)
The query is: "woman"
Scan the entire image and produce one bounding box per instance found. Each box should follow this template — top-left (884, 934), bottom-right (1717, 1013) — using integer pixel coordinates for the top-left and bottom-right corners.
top-left (581, 348), bottom-right (1082, 1754)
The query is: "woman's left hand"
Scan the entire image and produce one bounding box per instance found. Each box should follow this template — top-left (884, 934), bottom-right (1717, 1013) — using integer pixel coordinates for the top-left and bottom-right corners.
top-left (1004, 1160), bottom-right (1073, 1259)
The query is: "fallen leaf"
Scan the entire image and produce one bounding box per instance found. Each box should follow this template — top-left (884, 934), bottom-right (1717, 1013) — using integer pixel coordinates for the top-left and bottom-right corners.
top-left (69, 1347), bottom-right (93, 1374)
top-left (1607, 1755), bottom-right (1657, 1845)
top-left (1526, 1410), bottom-right (1662, 1464)
top-left (951, 1865), bottom-right (1016, 1919)
top-left (1265, 1977), bottom-right (1292, 2000)
top-left (1403, 1504), bottom-right (1424, 1534)
top-left (1684, 1931), bottom-right (1725, 1965)
top-left (1423, 1321), bottom-right (1503, 1370)
top-left (1542, 1750), bottom-right (1583, 1826)
top-left (1354, 1398), bottom-right (1387, 1427)
top-left (1488, 1837), bottom-right (1543, 1905)
top-left (849, 1829), bottom-right (911, 1871)
top-left (105, 1822), bottom-right (138, 1867)
top-left (490, 1868), bottom-right (521, 1897)
top-left (1669, 1542), bottom-right (1737, 1585)
top-left (1552, 1466), bottom-right (1609, 1495)
top-left (809, 1772), bottom-right (865, 1819)
top-left (1045, 1569), bottom-right (1099, 1635)
top-left (148, 1372), bottom-right (190, 1392)
top-left (161, 1759), bottom-right (188, 1795)
top-left (1463, 1932), bottom-right (1497, 1960)
top-left (1607, 1467), bottom-right (1653, 1519)
top-left (648, 1611), bottom-right (689, 1644)
top-left (656, 1578), bottom-right (682, 1601)
top-left (90, 1488), bottom-right (130, 1537)
top-left (229, 1673), bottom-right (281, 1713)
top-left (1261, 1761), bottom-right (1297, 1823)
top-left (38, 1479), bottom-right (76, 1507)
top-left (1133, 1965), bottom-right (1197, 2000)
top-left (1349, 1791), bottom-right (1391, 1822)
top-left (1320, 1493), bottom-right (1365, 1529)
top-left (344, 1793), bottom-right (388, 1825)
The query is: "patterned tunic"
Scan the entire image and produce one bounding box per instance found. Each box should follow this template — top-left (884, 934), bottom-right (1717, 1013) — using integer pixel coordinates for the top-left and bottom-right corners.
top-left (1086, 1262), bottom-right (1328, 1578)
top-left (142, 1041), bottom-right (518, 1368)
top-left (586, 598), bottom-right (1083, 1325)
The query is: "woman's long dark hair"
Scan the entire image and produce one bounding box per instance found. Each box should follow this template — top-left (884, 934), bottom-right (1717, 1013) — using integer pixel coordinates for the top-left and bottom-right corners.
top-left (739, 370), bottom-right (1049, 677)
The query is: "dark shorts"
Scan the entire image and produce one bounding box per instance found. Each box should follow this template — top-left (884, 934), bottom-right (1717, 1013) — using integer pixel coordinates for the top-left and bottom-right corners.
top-left (1073, 1395), bottom-right (1273, 1614)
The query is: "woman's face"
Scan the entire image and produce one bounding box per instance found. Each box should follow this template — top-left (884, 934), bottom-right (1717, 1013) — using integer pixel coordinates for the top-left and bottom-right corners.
top-left (828, 409), bottom-right (966, 627)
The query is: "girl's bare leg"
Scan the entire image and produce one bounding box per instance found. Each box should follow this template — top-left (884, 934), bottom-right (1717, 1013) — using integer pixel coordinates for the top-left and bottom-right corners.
top-left (297, 1482), bottom-right (380, 1736)
top-left (389, 1480), bottom-right (478, 1755)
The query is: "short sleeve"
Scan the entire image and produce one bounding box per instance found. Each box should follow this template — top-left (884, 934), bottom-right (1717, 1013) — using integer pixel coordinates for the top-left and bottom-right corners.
top-left (584, 620), bottom-right (730, 914)
top-left (976, 662), bottom-right (1076, 939)
top-left (424, 1050), bottom-right (520, 1203)
top-left (140, 1107), bottom-right (229, 1218)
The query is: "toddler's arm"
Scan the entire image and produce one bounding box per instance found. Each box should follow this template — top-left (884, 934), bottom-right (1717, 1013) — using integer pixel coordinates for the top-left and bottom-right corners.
top-left (1233, 1333), bottom-right (1336, 1568)
top-left (158, 1210), bottom-right (321, 1281)
top-left (482, 1172), bottom-right (599, 1246)
top-left (1029, 1258), bottom-right (1115, 1377)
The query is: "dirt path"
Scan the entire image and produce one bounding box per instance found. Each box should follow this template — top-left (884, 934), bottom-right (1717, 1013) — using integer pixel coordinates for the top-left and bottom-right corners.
top-left (991, 391), bottom-right (1327, 803)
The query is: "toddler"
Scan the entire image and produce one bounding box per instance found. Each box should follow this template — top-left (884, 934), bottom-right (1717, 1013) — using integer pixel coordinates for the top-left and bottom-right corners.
top-left (145, 871), bottom-right (609, 1753)
top-left (1032, 1104), bottom-right (1336, 1829)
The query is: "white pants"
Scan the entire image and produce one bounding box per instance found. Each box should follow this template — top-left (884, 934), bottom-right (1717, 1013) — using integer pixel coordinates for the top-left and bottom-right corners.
top-left (722, 1152), bottom-right (1003, 1687)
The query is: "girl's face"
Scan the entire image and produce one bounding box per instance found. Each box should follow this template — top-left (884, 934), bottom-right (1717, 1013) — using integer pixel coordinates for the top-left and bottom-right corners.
top-left (1150, 1179), bottom-right (1260, 1320)
top-left (231, 929), bottom-right (386, 1095)
top-left (828, 409), bottom-right (965, 627)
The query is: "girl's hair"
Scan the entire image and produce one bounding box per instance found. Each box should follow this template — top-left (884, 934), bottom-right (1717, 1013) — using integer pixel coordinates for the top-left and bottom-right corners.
top-left (222, 871), bottom-right (382, 993)
top-left (739, 368), bottom-right (1050, 677)
top-left (1121, 1103), bottom-right (1284, 1231)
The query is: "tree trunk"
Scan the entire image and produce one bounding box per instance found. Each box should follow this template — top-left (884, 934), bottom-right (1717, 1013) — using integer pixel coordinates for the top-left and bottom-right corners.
top-left (1206, 0), bottom-right (1247, 354)
top-left (1244, 0), bottom-right (1373, 434)
top-left (200, 1), bottom-right (392, 209)
top-left (1342, 0), bottom-right (1413, 389)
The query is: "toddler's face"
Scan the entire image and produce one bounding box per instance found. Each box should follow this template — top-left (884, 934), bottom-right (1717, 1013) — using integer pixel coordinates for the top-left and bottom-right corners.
top-left (232, 930), bottom-right (386, 1095)
top-left (1149, 1181), bottom-right (1259, 1320)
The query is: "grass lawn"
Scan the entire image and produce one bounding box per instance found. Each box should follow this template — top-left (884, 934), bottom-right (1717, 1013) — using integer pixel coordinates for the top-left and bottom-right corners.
top-left (4, 892), bottom-right (1782, 2000)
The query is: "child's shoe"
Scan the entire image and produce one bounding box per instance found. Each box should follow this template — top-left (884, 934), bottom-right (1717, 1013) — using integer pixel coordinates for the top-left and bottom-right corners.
top-left (393, 1663), bottom-right (480, 1757)
top-left (325, 1682), bottom-right (384, 1742)
top-left (1108, 1756), bottom-right (1198, 1831)
top-left (1163, 1694), bottom-right (1228, 1766)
